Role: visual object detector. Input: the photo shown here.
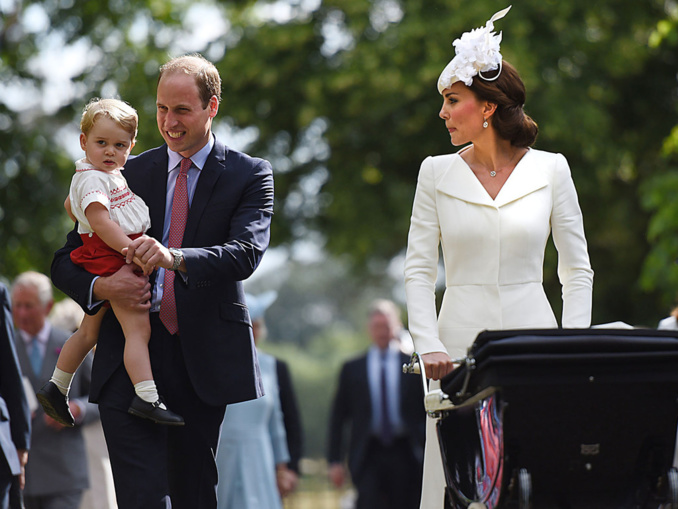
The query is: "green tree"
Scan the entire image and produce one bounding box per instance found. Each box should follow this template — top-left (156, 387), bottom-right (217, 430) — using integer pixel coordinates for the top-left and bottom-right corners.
top-left (639, 12), bottom-right (678, 315)
top-left (221, 0), bottom-right (677, 325)
top-left (2, 0), bottom-right (678, 328)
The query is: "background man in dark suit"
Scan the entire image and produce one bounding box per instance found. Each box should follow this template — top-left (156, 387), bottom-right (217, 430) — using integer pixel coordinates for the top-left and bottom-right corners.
top-left (275, 359), bottom-right (303, 492)
top-left (11, 271), bottom-right (98, 509)
top-left (327, 299), bottom-right (426, 509)
top-left (0, 282), bottom-right (30, 509)
top-left (51, 54), bottom-right (274, 509)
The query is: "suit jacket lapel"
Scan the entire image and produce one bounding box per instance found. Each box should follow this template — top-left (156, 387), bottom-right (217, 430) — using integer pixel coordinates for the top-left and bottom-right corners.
top-left (13, 332), bottom-right (33, 385)
top-left (182, 141), bottom-right (227, 247)
top-left (358, 356), bottom-right (371, 415)
top-left (42, 331), bottom-right (61, 382)
top-left (147, 156), bottom-right (170, 242)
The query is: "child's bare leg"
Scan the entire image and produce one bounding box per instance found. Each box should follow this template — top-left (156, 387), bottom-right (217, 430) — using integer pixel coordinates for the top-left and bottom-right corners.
top-left (56, 309), bottom-right (104, 373)
top-left (108, 302), bottom-right (153, 385)
top-left (49, 308), bottom-right (105, 396)
top-left (37, 307), bottom-right (105, 426)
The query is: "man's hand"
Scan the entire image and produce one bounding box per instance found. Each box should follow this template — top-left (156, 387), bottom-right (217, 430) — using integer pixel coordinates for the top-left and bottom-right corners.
top-left (328, 463), bottom-right (345, 488)
top-left (123, 235), bottom-right (175, 274)
top-left (421, 351), bottom-right (456, 380)
top-left (43, 414), bottom-right (66, 430)
top-left (16, 449), bottom-right (27, 490)
top-left (276, 464), bottom-right (298, 497)
top-left (93, 263), bottom-right (151, 312)
top-left (44, 401), bottom-right (82, 430)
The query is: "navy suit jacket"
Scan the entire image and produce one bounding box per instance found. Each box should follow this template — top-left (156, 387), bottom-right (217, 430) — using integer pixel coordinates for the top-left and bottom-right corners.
top-left (327, 350), bottom-right (426, 482)
top-left (276, 358), bottom-right (303, 473)
top-left (51, 137), bottom-right (274, 407)
top-left (0, 284), bottom-right (30, 478)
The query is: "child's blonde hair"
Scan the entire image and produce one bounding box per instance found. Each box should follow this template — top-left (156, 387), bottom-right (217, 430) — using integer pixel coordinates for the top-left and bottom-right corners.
top-left (80, 98), bottom-right (138, 143)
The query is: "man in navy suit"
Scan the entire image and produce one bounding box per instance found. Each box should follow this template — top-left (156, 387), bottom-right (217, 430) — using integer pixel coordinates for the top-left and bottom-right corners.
top-left (51, 54), bottom-right (274, 509)
top-left (327, 299), bottom-right (426, 509)
top-left (0, 282), bottom-right (30, 509)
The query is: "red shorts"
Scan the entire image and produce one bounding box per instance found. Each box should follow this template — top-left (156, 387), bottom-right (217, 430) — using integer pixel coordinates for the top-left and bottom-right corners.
top-left (71, 232), bottom-right (143, 277)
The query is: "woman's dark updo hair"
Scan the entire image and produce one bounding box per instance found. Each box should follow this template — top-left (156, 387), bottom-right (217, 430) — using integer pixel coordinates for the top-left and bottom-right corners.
top-left (469, 60), bottom-right (538, 148)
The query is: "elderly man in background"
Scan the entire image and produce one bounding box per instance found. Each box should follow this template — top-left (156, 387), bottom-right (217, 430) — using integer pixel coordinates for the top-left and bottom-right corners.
top-left (11, 271), bottom-right (98, 509)
top-left (49, 298), bottom-right (116, 509)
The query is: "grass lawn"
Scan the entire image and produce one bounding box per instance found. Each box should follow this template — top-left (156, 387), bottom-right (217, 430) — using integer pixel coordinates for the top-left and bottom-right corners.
top-left (282, 460), bottom-right (355, 509)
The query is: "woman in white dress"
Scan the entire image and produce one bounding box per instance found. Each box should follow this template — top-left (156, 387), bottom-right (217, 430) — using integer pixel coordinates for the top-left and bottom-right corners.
top-left (403, 7), bottom-right (594, 508)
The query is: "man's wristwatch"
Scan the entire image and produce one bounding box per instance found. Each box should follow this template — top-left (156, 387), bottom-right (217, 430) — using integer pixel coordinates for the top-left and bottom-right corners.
top-left (168, 248), bottom-right (183, 271)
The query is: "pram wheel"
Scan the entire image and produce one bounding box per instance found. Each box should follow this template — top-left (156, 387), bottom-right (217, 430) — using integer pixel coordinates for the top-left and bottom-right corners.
top-left (518, 468), bottom-right (531, 509)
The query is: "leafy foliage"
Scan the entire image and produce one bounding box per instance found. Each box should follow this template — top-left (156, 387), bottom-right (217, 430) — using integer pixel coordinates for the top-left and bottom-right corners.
top-left (2, 0), bottom-right (678, 323)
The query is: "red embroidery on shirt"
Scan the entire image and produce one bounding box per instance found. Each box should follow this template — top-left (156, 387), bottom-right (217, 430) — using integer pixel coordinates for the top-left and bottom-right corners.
top-left (79, 190), bottom-right (108, 209)
top-left (110, 187), bottom-right (137, 209)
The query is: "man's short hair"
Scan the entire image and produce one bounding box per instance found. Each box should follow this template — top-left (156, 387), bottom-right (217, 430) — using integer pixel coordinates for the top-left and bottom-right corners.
top-left (158, 53), bottom-right (222, 109)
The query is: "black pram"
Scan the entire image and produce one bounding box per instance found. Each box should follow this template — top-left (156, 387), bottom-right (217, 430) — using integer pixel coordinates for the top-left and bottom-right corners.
top-left (409, 328), bottom-right (678, 508)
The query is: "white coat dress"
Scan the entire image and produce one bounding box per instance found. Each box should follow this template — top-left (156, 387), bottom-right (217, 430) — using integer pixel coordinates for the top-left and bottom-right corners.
top-left (404, 147), bottom-right (593, 509)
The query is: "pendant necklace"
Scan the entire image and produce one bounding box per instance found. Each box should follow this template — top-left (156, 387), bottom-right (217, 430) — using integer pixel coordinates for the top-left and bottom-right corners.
top-left (489, 149), bottom-right (522, 177)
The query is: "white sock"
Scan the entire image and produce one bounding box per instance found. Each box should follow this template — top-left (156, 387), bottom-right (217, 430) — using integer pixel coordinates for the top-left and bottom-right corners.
top-left (134, 380), bottom-right (166, 408)
top-left (50, 368), bottom-right (74, 396)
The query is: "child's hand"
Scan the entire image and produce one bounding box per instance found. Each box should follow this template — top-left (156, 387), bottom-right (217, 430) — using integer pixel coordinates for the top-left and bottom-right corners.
top-left (122, 247), bottom-right (155, 275)
top-left (125, 235), bottom-right (176, 273)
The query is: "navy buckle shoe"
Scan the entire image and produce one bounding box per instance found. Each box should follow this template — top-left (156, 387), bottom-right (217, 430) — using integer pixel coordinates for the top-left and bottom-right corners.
top-left (128, 396), bottom-right (185, 426)
top-left (37, 381), bottom-right (75, 427)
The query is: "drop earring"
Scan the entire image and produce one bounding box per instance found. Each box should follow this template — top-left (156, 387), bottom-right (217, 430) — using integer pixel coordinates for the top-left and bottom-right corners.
top-left (483, 119), bottom-right (489, 128)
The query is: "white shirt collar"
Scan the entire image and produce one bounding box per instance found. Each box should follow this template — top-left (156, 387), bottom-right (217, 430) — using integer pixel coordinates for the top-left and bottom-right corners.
top-left (166, 134), bottom-right (215, 173)
top-left (20, 321), bottom-right (51, 346)
top-left (368, 340), bottom-right (399, 359)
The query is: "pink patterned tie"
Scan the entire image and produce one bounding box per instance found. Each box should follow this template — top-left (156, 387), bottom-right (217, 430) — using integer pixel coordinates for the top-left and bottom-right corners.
top-left (159, 158), bottom-right (191, 335)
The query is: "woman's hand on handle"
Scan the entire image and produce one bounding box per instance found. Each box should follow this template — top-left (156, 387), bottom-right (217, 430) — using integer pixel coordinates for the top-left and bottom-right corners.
top-left (421, 351), bottom-right (455, 380)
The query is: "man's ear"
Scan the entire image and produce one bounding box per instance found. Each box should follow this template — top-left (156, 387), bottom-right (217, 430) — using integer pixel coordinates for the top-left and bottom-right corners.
top-left (208, 96), bottom-right (219, 119)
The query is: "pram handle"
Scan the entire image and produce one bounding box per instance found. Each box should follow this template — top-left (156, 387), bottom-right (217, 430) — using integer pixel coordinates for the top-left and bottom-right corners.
top-left (403, 352), bottom-right (481, 416)
top-left (401, 352), bottom-right (429, 395)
